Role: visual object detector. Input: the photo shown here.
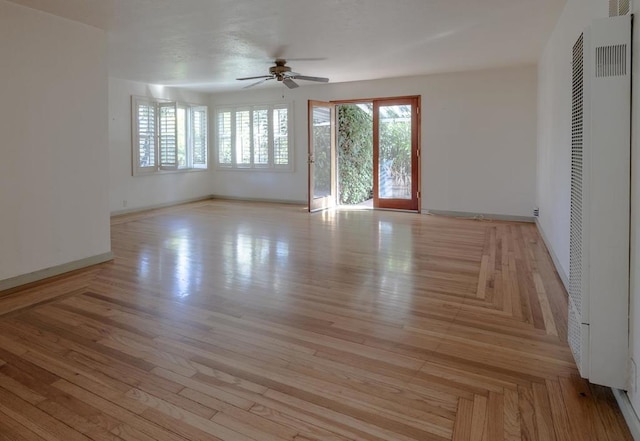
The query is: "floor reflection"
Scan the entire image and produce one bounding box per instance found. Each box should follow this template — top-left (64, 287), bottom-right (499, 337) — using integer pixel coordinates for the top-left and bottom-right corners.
top-left (221, 229), bottom-right (291, 292)
top-left (375, 218), bottom-right (414, 317)
top-left (164, 229), bottom-right (199, 298)
top-left (127, 205), bottom-right (421, 315)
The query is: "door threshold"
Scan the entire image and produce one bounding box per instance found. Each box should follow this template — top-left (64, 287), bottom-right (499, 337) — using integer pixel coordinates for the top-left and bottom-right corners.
top-left (336, 205), bottom-right (419, 213)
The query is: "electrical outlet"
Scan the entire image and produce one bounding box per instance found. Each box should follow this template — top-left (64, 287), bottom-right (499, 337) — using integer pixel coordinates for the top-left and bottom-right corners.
top-left (533, 208), bottom-right (540, 217)
top-left (123, 200), bottom-right (128, 208)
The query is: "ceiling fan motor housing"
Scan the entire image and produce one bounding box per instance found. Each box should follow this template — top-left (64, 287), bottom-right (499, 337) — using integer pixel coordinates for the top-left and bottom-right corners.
top-left (237, 59), bottom-right (328, 88)
top-left (270, 60), bottom-right (292, 81)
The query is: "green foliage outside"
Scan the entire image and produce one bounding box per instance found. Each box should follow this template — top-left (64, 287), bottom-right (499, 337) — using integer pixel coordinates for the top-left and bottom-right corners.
top-left (312, 104), bottom-right (411, 204)
top-left (379, 109), bottom-right (412, 195)
top-left (337, 105), bottom-right (373, 205)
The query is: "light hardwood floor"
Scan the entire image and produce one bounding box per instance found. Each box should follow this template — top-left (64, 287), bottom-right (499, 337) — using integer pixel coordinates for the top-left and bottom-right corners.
top-left (0, 200), bottom-right (632, 440)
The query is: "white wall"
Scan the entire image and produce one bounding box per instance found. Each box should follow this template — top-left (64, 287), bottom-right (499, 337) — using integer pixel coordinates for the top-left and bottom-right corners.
top-left (109, 78), bottom-right (213, 213)
top-left (631, 0), bottom-right (640, 418)
top-left (210, 65), bottom-right (538, 217)
top-left (0, 1), bottom-right (110, 282)
top-left (537, 0), bottom-right (640, 420)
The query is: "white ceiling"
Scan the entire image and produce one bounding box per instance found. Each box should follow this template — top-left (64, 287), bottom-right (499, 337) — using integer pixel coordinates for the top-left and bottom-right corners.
top-left (8, 0), bottom-right (566, 93)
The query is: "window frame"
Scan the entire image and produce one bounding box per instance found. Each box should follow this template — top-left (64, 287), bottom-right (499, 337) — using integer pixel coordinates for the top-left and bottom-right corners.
top-left (131, 96), bottom-right (209, 176)
top-left (214, 102), bottom-right (293, 171)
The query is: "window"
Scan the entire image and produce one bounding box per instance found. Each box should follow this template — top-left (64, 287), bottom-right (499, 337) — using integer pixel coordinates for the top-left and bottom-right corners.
top-left (215, 103), bottom-right (292, 170)
top-left (132, 96), bottom-right (208, 175)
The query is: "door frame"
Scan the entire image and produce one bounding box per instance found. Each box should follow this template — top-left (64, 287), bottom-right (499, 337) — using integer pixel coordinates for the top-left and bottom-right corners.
top-left (373, 96), bottom-right (420, 211)
top-left (330, 95), bottom-right (421, 212)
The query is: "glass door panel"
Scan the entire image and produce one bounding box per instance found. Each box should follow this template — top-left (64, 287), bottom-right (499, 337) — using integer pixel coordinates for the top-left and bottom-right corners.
top-left (373, 97), bottom-right (420, 211)
top-left (378, 104), bottom-right (413, 199)
top-left (308, 101), bottom-right (336, 212)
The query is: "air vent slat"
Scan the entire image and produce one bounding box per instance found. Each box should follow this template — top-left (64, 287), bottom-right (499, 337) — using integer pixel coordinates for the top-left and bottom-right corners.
top-left (596, 45), bottom-right (627, 78)
top-left (569, 33), bottom-right (584, 317)
top-left (609, 0), bottom-right (632, 16)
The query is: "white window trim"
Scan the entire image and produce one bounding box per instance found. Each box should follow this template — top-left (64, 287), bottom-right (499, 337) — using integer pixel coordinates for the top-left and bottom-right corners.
top-left (214, 102), bottom-right (294, 171)
top-left (131, 96), bottom-right (209, 176)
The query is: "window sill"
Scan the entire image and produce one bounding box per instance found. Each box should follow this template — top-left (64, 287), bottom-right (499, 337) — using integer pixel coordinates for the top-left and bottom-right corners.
top-left (133, 167), bottom-right (209, 177)
top-left (214, 166), bottom-right (294, 173)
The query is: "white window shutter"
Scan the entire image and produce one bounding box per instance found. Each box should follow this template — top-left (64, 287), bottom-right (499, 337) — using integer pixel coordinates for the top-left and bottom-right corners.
top-left (133, 97), bottom-right (157, 173)
top-left (217, 111), bottom-right (232, 165)
top-left (191, 106), bottom-right (208, 168)
top-left (253, 108), bottom-right (269, 165)
top-left (213, 103), bottom-right (291, 170)
top-left (235, 110), bottom-right (252, 166)
top-left (273, 106), bottom-right (289, 166)
top-left (159, 102), bottom-right (178, 170)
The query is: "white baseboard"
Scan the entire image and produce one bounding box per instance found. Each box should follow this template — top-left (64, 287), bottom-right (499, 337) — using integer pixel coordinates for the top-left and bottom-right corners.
top-left (422, 209), bottom-right (535, 223)
top-left (613, 389), bottom-right (640, 440)
top-left (0, 252), bottom-right (113, 292)
top-left (535, 219), bottom-right (569, 292)
top-left (110, 195), bottom-right (216, 216)
top-left (210, 195), bottom-right (307, 205)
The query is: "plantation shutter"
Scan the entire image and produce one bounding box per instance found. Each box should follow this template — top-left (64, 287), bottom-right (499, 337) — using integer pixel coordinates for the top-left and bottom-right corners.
top-left (158, 102), bottom-right (178, 170)
top-left (134, 97), bottom-right (157, 171)
top-left (273, 106), bottom-right (289, 166)
top-left (217, 111), bottom-right (232, 165)
top-left (191, 106), bottom-right (208, 168)
top-left (253, 108), bottom-right (269, 165)
top-left (236, 110), bottom-right (251, 166)
top-left (213, 103), bottom-right (291, 169)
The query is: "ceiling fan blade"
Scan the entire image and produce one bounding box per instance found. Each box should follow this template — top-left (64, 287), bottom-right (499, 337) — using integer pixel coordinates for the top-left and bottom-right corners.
top-left (292, 75), bottom-right (329, 83)
top-left (243, 78), bottom-right (272, 89)
top-left (284, 57), bottom-right (327, 62)
top-left (236, 75), bottom-right (272, 81)
top-left (283, 78), bottom-right (299, 89)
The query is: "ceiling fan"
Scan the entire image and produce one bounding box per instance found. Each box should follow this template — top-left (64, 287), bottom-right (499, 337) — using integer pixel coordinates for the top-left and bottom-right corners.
top-left (236, 59), bottom-right (329, 89)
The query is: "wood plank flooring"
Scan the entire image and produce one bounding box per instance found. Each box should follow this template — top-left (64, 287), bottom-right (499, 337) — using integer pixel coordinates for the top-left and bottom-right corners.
top-left (0, 200), bottom-right (632, 440)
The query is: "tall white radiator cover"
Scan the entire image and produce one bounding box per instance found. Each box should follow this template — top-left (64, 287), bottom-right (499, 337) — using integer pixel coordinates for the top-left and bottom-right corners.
top-left (569, 15), bottom-right (631, 389)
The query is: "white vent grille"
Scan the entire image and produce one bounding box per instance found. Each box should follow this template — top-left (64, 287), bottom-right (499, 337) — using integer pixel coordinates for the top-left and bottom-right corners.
top-left (610, 0), bottom-right (618, 16)
top-left (570, 34), bottom-right (585, 317)
top-left (610, 0), bottom-right (632, 16)
top-left (568, 304), bottom-right (583, 369)
top-left (595, 44), bottom-right (627, 77)
top-left (565, 15), bottom-right (631, 389)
